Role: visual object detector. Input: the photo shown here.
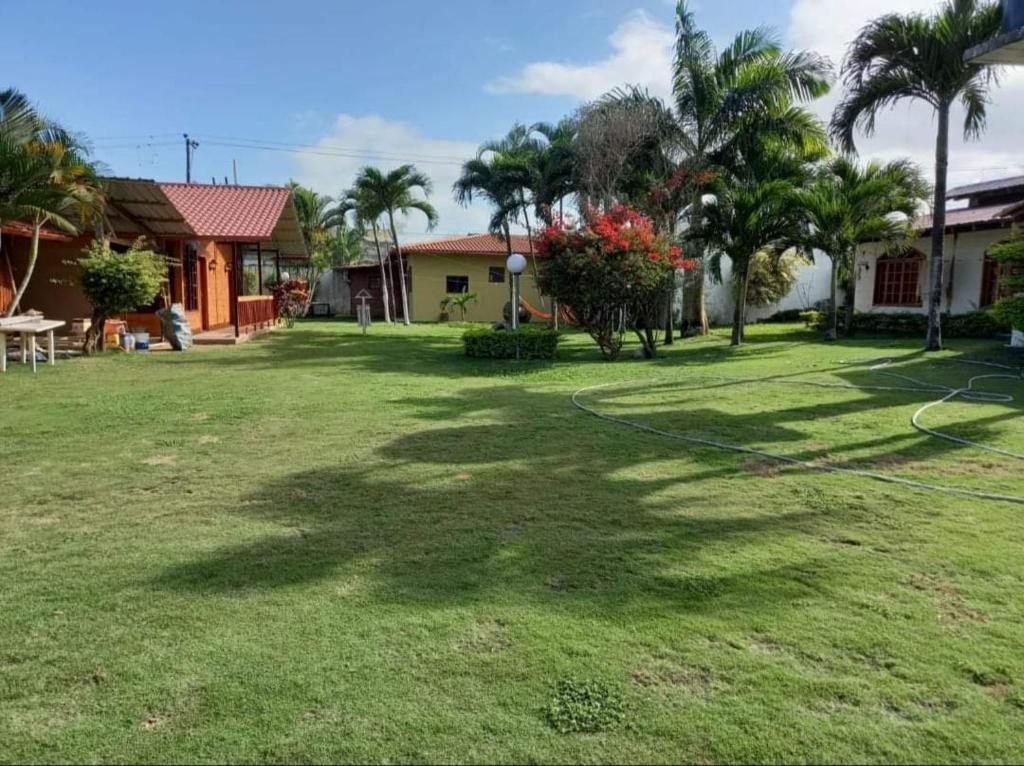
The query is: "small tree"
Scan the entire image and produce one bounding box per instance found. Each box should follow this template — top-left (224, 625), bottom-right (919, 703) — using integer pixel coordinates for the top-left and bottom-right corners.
top-left (989, 228), bottom-right (1024, 332)
top-left (77, 238), bottom-right (166, 354)
top-left (537, 205), bottom-right (694, 360)
top-left (439, 291), bottom-right (478, 321)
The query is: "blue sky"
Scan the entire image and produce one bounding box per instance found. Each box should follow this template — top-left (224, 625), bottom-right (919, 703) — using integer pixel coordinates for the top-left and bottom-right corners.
top-left (3, 0), bottom-right (1022, 236)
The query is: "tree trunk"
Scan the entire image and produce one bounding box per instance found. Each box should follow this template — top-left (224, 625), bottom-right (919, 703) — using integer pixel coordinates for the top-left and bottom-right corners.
top-left (684, 191), bottom-right (709, 335)
top-left (843, 270), bottom-right (856, 336)
top-left (82, 308), bottom-right (106, 354)
top-left (825, 256), bottom-right (839, 341)
top-left (925, 101), bottom-right (950, 352)
top-left (663, 284), bottom-right (674, 345)
top-left (5, 217), bottom-right (42, 317)
top-left (731, 260), bottom-right (750, 346)
top-left (521, 196), bottom-right (547, 310)
top-left (370, 225), bottom-right (392, 323)
top-left (387, 212), bottom-right (411, 326)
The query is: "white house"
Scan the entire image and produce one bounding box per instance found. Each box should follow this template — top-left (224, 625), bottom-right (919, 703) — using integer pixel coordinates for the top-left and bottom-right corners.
top-left (853, 176), bottom-right (1023, 315)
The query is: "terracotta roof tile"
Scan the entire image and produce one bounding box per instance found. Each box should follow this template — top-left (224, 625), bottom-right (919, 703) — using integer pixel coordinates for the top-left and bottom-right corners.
top-left (157, 183), bottom-right (291, 239)
top-left (403, 233), bottom-right (535, 256)
top-left (1, 222), bottom-right (75, 241)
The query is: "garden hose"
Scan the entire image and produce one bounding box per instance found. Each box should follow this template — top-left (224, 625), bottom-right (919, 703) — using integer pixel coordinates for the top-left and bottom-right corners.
top-left (571, 357), bottom-right (1024, 505)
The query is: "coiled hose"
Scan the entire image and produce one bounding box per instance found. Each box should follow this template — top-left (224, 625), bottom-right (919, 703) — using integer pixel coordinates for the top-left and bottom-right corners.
top-left (571, 357), bottom-right (1024, 505)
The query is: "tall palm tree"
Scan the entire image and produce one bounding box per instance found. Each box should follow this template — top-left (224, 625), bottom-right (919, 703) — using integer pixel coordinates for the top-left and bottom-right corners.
top-left (351, 165), bottom-right (438, 326)
top-left (795, 156), bottom-right (928, 340)
top-left (831, 0), bottom-right (1002, 351)
top-left (477, 124), bottom-right (541, 275)
top-left (671, 0), bottom-right (832, 334)
top-left (338, 187), bottom-right (392, 323)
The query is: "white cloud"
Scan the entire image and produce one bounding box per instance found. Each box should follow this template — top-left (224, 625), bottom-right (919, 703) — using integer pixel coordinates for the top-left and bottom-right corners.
top-left (485, 11), bottom-right (673, 101)
top-left (292, 114), bottom-right (489, 238)
top-left (788, 0), bottom-right (1024, 193)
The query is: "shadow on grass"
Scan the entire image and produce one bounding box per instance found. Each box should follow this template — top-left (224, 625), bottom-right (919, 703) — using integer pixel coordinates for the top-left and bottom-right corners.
top-left (151, 347), bottom-right (1020, 611)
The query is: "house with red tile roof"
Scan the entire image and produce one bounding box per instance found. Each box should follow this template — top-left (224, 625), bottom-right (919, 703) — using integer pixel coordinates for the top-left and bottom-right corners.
top-left (0, 177), bottom-right (306, 341)
top-left (399, 233), bottom-right (546, 322)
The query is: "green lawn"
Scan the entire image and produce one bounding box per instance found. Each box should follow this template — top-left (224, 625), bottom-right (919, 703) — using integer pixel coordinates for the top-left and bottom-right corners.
top-left (2, 321), bottom-right (1023, 764)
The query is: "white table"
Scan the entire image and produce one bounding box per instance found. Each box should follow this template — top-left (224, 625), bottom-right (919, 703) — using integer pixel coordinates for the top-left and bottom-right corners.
top-left (0, 317), bottom-right (66, 373)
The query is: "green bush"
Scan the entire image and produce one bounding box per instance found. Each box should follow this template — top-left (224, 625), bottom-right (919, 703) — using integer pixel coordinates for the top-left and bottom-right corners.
top-left (544, 679), bottom-right (625, 734)
top-left (836, 311), bottom-right (1008, 338)
top-left (992, 296), bottom-right (1024, 330)
top-left (764, 308), bottom-right (805, 323)
top-left (463, 327), bottom-right (561, 360)
top-left (945, 310), bottom-right (1009, 338)
top-left (798, 309), bottom-right (825, 328)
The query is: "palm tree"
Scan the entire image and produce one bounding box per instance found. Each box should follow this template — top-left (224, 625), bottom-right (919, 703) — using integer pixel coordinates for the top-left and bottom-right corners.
top-left (529, 118), bottom-right (576, 224)
top-left (285, 181), bottom-right (346, 301)
top-left (476, 125), bottom-right (542, 276)
top-left (830, 0), bottom-right (1002, 351)
top-left (350, 165), bottom-right (438, 326)
top-left (3, 120), bottom-right (104, 317)
top-left (671, 0), bottom-right (832, 334)
top-left (795, 156), bottom-right (928, 340)
top-left (453, 153), bottom-right (522, 259)
top-left (337, 187), bottom-right (392, 323)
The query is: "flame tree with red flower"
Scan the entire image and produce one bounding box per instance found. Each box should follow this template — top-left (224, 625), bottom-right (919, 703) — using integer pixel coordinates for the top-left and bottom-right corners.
top-left (537, 205), bottom-right (696, 359)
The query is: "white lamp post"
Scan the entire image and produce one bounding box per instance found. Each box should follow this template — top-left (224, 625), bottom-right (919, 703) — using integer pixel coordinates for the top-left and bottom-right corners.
top-left (506, 252), bottom-right (527, 330)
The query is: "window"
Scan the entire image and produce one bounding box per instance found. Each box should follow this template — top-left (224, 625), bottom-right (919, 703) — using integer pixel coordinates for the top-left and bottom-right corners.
top-left (488, 266), bottom-right (505, 283)
top-left (873, 253), bottom-right (923, 307)
top-left (446, 275), bottom-right (469, 293)
top-left (981, 257), bottom-right (1001, 307)
top-left (183, 243), bottom-right (200, 311)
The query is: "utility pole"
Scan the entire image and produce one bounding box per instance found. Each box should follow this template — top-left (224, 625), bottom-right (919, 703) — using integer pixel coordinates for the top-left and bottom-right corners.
top-left (183, 133), bottom-right (199, 182)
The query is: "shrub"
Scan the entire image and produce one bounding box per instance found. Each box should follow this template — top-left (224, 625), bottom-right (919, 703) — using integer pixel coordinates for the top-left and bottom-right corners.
top-left (765, 308), bottom-right (805, 323)
top-left (77, 237), bottom-right (167, 353)
top-left (544, 679), bottom-right (625, 734)
top-left (537, 205), bottom-right (696, 360)
top-left (744, 251), bottom-right (805, 307)
top-left (270, 279), bottom-right (309, 327)
top-left (798, 309), bottom-right (825, 328)
top-left (992, 296), bottom-right (1024, 331)
top-left (945, 310), bottom-right (1009, 338)
top-left (463, 326), bottom-right (560, 360)
top-left (827, 311), bottom-right (1008, 338)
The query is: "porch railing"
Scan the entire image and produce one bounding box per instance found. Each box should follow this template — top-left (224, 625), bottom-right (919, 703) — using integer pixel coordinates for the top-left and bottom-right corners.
top-left (237, 295), bottom-right (278, 329)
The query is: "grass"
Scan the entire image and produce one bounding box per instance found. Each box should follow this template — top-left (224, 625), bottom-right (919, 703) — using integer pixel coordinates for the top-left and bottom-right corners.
top-left (1, 320), bottom-right (1023, 764)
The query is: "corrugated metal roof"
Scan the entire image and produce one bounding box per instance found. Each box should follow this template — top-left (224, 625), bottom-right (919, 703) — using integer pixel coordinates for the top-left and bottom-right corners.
top-left (101, 178), bottom-right (307, 257)
top-left (915, 202), bottom-right (1017, 232)
top-left (946, 175), bottom-right (1024, 200)
top-left (403, 233), bottom-right (534, 256)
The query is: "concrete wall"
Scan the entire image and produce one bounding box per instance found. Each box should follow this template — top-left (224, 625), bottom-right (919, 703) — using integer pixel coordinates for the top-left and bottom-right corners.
top-left (407, 253), bottom-right (544, 323)
top-left (854, 229), bottom-right (1001, 315)
top-left (705, 254), bottom-right (832, 325)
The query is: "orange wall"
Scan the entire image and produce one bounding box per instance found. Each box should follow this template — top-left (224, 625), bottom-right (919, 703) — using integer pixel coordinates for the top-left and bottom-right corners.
top-left (5, 236), bottom-right (93, 326)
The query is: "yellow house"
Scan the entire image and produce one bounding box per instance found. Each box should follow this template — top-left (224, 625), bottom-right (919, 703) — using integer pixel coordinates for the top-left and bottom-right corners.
top-left (403, 233), bottom-right (546, 322)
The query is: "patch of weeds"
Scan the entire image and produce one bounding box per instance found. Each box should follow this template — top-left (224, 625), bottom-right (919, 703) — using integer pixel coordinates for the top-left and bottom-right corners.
top-left (544, 679), bottom-right (625, 734)
top-left (961, 664), bottom-right (1013, 688)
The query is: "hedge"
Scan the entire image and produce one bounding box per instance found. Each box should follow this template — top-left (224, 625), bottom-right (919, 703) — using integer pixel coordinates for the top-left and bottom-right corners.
top-left (798, 309), bottom-right (1009, 338)
top-left (463, 326), bottom-right (561, 359)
